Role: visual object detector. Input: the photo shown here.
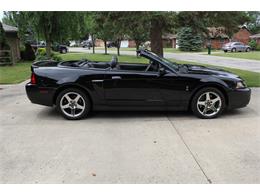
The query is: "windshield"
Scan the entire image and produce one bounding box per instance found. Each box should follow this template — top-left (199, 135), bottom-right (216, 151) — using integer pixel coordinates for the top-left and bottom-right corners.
top-left (224, 43), bottom-right (232, 46)
top-left (146, 51), bottom-right (179, 71)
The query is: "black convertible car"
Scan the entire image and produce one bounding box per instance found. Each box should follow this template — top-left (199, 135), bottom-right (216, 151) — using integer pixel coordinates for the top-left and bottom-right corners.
top-left (25, 50), bottom-right (251, 120)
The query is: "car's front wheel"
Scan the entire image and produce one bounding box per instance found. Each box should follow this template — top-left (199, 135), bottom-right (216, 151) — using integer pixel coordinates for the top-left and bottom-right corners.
top-left (246, 48), bottom-right (250, 52)
top-left (56, 88), bottom-right (91, 120)
top-left (60, 48), bottom-right (67, 54)
top-left (231, 48), bottom-right (236, 52)
top-left (191, 87), bottom-right (225, 119)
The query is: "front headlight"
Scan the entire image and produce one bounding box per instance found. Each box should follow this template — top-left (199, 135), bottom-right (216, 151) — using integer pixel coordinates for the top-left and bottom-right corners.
top-left (236, 81), bottom-right (246, 89)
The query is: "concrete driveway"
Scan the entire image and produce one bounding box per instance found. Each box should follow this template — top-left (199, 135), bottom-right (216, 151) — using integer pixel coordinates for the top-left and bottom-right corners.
top-left (69, 47), bottom-right (260, 73)
top-left (0, 82), bottom-right (259, 183)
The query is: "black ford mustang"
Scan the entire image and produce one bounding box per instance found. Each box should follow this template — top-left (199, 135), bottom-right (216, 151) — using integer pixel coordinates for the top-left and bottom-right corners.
top-left (25, 50), bottom-right (251, 120)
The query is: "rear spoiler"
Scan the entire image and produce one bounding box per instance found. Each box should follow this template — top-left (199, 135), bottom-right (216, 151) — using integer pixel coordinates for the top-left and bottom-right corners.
top-left (32, 60), bottom-right (58, 67)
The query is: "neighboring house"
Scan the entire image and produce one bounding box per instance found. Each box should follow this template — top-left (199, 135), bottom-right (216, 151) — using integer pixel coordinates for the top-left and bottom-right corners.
top-left (2, 23), bottom-right (20, 62)
top-left (232, 26), bottom-right (252, 45)
top-left (249, 33), bottom-right (260, 45)
top-left (206, 26), bottom-right (252, 49)
top-left (162, 34), bottom-right (177, 48)
top-left (207, 27), bottom-right (230, 49)
top-left (94, 39), bottom-right (104, 47)
top-left (94, 39), bottom-right (137, 48)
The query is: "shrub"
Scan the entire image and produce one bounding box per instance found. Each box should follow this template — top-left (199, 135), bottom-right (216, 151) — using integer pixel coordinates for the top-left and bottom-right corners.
top-left (36, 48), bottom-right (46, 56)
top-left (248, 40), bottom-right (257, 50)
top-left (35, 49), bottom-right (62, 62)
top-left (177, 27), bottom-right (203, 51)
top-left (21, 43), bottom-right (35, 61)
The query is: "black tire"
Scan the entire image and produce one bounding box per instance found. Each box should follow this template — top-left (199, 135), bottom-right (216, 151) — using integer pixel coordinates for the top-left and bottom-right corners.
top-left (231, 48), bottom-right (236, 52)
top-left (60, 48), bottom-right (67, 54)
top-left (246, 48), bottom-right (250, 52)
top-left (224, 50), bottom-right (227, 53)
top-left (56, 88), bottom-right (91, 120)
top-left (191, 87), bottom-right (226, 119)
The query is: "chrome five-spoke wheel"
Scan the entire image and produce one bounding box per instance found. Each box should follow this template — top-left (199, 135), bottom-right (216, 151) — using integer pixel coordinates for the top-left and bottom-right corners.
top-left (56, 88), bottom-right (91, 120)
top-left (60, 92), bottom-right (85, 118)
top-left (197, 92), bottom-right (222, 117)
top-left (192, 87), bottom-right (225, 119)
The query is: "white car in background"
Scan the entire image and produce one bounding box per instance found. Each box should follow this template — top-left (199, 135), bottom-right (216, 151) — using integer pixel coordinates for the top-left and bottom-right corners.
top-left (222, 42), bottom-right (251, 52)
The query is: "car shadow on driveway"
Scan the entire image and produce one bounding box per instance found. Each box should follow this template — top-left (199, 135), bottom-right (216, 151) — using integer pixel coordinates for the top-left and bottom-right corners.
top-left (36, 106), bottom-right (248, 121)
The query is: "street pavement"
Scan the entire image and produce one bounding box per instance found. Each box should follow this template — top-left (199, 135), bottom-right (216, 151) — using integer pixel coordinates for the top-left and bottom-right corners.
top-left (69, 47), bottom-right (260, 73)
top-left (0, 81), bottom-right (259, 183)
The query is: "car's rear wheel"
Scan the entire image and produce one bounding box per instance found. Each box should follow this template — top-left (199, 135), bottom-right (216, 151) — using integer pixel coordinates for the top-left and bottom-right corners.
top-left (246, 48), bottom-right (250, 52)
top-left (191, 87), bottom-right (225, 119)
top-left (231, 48), bottom-right (236, 52)
top-left (56, 88), bottom-right (91, 120)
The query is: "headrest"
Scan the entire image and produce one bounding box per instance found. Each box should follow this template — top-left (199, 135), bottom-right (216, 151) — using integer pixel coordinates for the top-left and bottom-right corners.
top-left (110, 56), bottom-right (118, 68)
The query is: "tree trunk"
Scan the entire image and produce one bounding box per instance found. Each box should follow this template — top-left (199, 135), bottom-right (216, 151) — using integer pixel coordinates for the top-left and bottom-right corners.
top-left (104, 40), bottom-right (108, 55)
top-left (150, 19), bottom-right (163, 57)
top-left (117, 39), bottom-right (121, 56)
top-left (135, 41), bottom-right (140, 57)
top-left (46, 40), bottom-right (52, 58)
top-left (92, 34), bottom-right (95, 54)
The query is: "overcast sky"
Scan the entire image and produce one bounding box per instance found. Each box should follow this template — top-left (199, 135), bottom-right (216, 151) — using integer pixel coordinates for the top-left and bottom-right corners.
top-left (0, 11), bottom-right (4, 21)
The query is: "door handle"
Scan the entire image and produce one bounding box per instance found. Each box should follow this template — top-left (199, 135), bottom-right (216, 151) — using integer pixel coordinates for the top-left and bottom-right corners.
top-left (112, 76), bottom-right (122, 80)
top-left (92, 80), bottom-right (104, 83)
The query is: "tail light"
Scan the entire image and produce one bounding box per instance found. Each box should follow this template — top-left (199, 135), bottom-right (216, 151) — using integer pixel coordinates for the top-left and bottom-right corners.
top-left (31, 73), bottom-right (36, 84)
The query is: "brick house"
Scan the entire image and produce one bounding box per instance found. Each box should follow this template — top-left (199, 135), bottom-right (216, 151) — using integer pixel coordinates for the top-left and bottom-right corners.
top-left (95, 39), bottom-right (139, 48)
top-left (232, 26), bottom-right (252, 44)
top-left (206, 26), bottom-right (252, 49)
top-left (206, 27), bottom-right (230, 49)
top-left (95, 39), bottom-right (104, 47)
top-left (162, 34), bottom-right (177, 48)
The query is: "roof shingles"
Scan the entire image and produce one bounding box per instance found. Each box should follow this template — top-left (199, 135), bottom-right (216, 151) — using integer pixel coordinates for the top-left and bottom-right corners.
top-left (2, 23), bottom-right (18, 32)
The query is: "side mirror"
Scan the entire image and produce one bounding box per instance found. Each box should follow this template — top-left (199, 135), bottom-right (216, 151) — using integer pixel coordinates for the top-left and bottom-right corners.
top-left (159, 67), bottom-right (166, 76)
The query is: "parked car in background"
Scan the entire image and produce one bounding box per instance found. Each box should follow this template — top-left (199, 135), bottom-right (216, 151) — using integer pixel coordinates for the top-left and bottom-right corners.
top-left (30, 41), bottom-right (46, 49)
top-left (69, 40), bottom-right (80, 47)
top-left (140, 41), bottom-right (151, 49)
top-left (107, 41), bottom-right (119, 48)
top-left (222, 42), bottom-right (251, 53)
top-left (52, 43), bottom-right (68, 54)
top-left (81, 40), bottom-right (94, 49)
top-left (31, 41), bottom-right (68, 54)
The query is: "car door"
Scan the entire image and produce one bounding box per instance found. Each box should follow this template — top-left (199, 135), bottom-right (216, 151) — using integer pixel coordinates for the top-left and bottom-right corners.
top-left (103, 69), bottom-right (164, 107)
top-left (241, 43), bottom-right (246, 51)
top-left (154, 71), bottom-right (197, 110)
top-left (238, 42), bottom-right (245, 51)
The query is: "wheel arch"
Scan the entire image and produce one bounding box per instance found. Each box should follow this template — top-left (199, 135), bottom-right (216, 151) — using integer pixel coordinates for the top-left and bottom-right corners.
top-left (188, 83), bottom-right (229, 110)
top-left (53, 84), bottom-right (93, 108)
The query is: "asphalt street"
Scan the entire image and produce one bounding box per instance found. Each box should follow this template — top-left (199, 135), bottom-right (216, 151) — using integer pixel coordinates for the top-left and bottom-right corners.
top-left (0, 81), bottom-right (259, 183)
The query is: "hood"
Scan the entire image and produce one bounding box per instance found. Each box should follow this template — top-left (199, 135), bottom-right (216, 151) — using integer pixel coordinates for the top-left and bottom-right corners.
top-left (179, 64), bottom-right (240, 79)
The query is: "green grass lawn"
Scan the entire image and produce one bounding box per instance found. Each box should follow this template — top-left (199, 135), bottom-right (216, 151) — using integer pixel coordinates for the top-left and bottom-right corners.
top-left (170, 59), bottom-right (260, 87)
top-left (164, 48), bottom-right (219, 53)
top-left (0, 62), bottom-right (32, 84)
top-left (211, 51), bottom-right (260, 61)
top-left (1, 53), bottom-right (259, 87)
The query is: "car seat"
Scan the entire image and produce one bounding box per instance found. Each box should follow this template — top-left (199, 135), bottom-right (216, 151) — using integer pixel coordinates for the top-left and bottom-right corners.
top-left (110, 56), bottom-right (118, 69)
